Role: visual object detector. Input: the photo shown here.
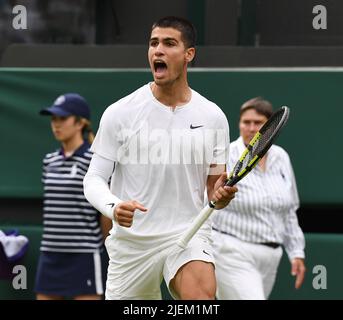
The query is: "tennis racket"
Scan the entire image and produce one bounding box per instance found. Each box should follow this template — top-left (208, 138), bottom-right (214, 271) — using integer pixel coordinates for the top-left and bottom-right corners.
top-left (177, 106), bottom-right (290, 249)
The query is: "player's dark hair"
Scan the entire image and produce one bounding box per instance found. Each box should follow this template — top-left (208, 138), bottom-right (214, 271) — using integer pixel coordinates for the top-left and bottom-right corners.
top-left (152, 16), bottom-right (197, 48)
top-left (240, 97), bottom-right (273, 120)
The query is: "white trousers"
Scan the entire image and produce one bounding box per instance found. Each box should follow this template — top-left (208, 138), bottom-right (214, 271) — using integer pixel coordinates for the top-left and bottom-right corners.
top-left (212, 230), bottom-right (283, 300)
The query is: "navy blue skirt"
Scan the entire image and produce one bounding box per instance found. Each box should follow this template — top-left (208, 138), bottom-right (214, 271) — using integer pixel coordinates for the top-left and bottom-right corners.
top-left (35, 249), bottom-right (108, 297)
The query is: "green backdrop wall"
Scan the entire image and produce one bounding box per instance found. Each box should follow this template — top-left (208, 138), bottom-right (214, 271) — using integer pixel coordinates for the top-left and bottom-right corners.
top-left (0, 68), bottom-right (342, 204)
top-left (0, 225), bottom-right (340, 300)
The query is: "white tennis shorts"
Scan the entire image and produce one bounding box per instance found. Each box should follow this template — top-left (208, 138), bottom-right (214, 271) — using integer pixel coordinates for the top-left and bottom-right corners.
top-left (104, 234), bottom-right (214, 300)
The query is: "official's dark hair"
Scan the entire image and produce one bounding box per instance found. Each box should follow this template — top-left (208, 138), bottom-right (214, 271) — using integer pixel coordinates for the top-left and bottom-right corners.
top-left (152, 16), bottom-right (197, 48)
top-left (240, 97), bottom-right (273, 120)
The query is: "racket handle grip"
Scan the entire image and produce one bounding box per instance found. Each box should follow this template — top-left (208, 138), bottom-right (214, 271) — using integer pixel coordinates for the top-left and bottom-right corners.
top-left (177, 204), bottom-right (215, 249)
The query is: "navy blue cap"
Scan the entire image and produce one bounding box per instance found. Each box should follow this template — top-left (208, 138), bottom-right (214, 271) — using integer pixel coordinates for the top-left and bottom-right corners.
top-left (40, 93), bottom-right (90, 120)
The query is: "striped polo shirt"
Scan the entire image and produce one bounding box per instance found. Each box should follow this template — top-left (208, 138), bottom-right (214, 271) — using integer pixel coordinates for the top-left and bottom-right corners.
top-left (212, 136), bottom-right (305, 260)
top-left (40, 141), bottom-right (103, 253)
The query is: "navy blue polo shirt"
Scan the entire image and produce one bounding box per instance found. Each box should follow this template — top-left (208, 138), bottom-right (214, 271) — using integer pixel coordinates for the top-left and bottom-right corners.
top-left (40, 141), bottom-right (103, 253)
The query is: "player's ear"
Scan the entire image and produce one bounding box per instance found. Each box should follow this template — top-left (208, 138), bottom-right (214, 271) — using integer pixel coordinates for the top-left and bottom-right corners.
top-left (185, 47), bottom-right (195, 63)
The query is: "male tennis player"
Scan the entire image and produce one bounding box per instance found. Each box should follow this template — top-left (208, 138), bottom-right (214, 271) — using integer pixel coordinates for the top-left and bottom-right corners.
top-left (84, 16), bottom-right (237, 300)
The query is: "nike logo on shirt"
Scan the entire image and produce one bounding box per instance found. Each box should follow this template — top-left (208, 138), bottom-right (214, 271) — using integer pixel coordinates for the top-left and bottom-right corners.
top-left (203, 250), bottom-right (210, 256)
top-left (190, 124), bottom-right (204, 129)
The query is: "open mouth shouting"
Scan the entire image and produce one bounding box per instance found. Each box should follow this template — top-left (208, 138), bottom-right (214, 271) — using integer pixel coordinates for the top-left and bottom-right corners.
top-left (153, 60), bottom-right (168, 78)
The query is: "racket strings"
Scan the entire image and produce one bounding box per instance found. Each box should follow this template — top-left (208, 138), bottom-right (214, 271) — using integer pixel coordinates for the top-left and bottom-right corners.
top-left (227, 107), bottom-right (288, 185)
top-left (230, 138), bottom-right (260, 178)
top-left (229, 144), bottom-right (256, 183)
top-left (255, 110), bottom-right (285, 155)
top-left (242, 146), bottom-right (255, 168)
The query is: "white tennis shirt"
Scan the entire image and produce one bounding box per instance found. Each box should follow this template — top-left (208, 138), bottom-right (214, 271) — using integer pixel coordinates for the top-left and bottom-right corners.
top-left (89, 83), bottom-right (230, 243)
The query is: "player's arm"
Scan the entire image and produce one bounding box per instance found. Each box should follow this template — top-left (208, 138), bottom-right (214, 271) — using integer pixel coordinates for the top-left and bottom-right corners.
top-left (100, 215), bottom-right (112, 240)
top-left (83, 153), bottom-right (147, 227)
top-left (206, 164), bottom-right (237, 210)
